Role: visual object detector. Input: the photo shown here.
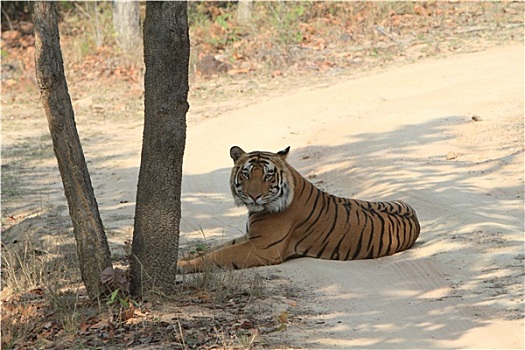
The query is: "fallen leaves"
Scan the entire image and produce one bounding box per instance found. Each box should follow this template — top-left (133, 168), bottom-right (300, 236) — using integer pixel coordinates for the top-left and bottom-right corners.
top-left (1, 285), bottom-right (300, 348)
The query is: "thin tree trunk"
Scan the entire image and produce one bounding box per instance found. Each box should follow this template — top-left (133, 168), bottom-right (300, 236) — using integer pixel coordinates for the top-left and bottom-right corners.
top-left (113, 0), bottom-right (142, 57)
top-left (237, 0), bottom-right (253, 24)
top-left (130, 1), bottom-right (189, 296)
top-left (33, 1), bottom-right (112, 300)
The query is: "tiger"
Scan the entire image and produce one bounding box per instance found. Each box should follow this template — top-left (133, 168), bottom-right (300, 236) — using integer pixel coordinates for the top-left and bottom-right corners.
top-left (177, 146), bottom-right (420, 272)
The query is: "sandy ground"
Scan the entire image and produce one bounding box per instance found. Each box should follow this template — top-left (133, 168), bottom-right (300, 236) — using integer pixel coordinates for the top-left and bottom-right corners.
top-left (2, 44), bottom-right (523, 348)
top-left (180, 44), bottom-right (525, 349)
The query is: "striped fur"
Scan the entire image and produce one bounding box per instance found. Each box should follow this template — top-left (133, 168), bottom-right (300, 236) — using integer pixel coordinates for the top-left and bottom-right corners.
top-left (177, 146), bottom-right (420, 272)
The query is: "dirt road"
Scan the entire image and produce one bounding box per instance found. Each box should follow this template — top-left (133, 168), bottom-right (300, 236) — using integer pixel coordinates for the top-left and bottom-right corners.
top-left (180, 44), bottom-right (524, 348)
top-left (2, 44), bottom-right (523, 348)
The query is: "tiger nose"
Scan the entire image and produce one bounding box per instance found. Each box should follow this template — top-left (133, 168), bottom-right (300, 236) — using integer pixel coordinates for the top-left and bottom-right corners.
top-left (249, 194), bottom-right (261, 201)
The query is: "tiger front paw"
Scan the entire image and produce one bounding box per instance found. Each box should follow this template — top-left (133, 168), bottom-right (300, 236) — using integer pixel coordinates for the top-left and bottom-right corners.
top-left (177, 257), bottom-right (203, 274)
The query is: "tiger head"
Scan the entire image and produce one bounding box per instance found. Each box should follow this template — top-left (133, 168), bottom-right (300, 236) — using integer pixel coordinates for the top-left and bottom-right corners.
top-left (230, 146), bottom-right (295, 213)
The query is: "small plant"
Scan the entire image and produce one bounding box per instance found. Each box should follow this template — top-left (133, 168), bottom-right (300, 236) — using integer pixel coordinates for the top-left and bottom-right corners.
top-left (189, 242), bottom-right (209, 256)
top-left (106, 288), bottom-right (126, 307)
top-left (266, 2), bottom-right (309, 45)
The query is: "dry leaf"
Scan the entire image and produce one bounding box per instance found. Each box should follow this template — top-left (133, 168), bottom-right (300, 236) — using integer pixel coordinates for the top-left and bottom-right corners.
top-left (278, 311), bottom-right (289, 324)
top-left (90, 320), bottom-right (109, 330)
top-left (281, 298), bottom-right (297, 307)
top-left (79, 322), bottom-right (90, 333)
top-left (227, 68), bottom-right (251, 75)
top-left (121, 302), bottom-right (135, 322)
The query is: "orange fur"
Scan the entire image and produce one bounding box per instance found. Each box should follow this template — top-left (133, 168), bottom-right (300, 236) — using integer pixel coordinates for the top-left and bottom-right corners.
top-left (178, 146), bottom-right (420, 272)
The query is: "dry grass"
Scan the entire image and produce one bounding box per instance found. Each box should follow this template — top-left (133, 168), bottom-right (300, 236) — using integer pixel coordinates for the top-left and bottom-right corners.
top-left (0, 234), bottom-right (90, 349)
top-left (0, 220), bottom-right (275, 349)
top-left (1, 235), bottom-right (276, 349)
top-left (179, 264), bottom-right (267, 304)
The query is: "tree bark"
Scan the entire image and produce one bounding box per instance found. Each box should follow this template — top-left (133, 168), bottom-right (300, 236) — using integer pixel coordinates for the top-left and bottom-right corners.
top-left (112, 0), bottom-right (142, 57)
top-left (33, 2), bottom-right (112, 300)
top-left (130, 1), bottom-right (190, 296)
top-left (237, 0), bottom-right (253, 24)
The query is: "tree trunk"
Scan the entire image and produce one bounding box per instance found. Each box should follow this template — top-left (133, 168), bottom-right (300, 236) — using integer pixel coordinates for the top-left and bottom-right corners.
top-left (33, 1), bottom-right (112, 300)
top-left (112, 0), bottom-right (142, 57)
top-left (237, 0), bottom-right (253, 24)
top-left (130, 1), bottom-right (190, 296)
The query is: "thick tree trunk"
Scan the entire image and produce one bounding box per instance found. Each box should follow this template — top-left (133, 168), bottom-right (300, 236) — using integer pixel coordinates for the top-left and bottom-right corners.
top-left (130, 2), bottom-right (190, 296)
top-left (33, 2), bottom-right (112, 300)
top-left (112, 0), bottom-right (142, 57)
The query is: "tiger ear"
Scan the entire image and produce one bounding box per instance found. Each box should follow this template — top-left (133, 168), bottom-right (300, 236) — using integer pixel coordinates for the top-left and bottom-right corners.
top-left (277, 146), bottom-right (291, 158)
top-left (230, 146), bottom-right (245, 162)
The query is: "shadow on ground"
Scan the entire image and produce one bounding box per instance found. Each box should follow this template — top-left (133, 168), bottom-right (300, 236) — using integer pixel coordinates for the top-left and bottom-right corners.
top-left (2, 114), bottom-right (523, 347)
